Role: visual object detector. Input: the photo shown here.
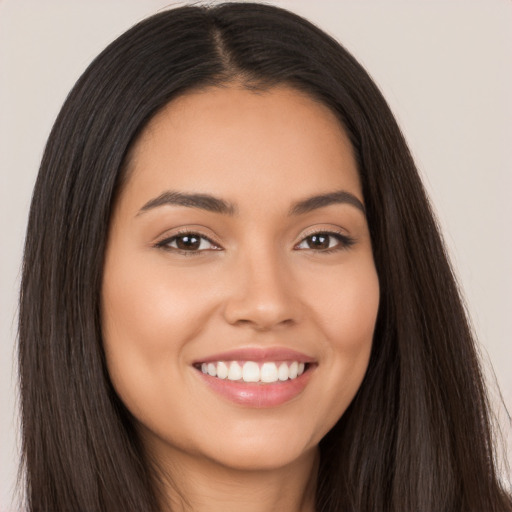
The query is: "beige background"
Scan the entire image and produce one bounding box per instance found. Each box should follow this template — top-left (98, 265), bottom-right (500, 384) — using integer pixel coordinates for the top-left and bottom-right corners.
top-left (1, 1), bottom-right (511, 509)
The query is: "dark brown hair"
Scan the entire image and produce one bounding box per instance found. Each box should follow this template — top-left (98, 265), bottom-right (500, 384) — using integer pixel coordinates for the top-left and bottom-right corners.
top-left (18, 3), bottom-right (511, 511)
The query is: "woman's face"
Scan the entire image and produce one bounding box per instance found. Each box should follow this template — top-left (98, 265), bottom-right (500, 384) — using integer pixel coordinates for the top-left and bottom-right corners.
top-left (101, 85), bottom-right (379, 472)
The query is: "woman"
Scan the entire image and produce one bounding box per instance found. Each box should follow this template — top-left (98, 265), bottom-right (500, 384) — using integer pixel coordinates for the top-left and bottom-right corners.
top-left (18, 3), bottom-right (511, 511)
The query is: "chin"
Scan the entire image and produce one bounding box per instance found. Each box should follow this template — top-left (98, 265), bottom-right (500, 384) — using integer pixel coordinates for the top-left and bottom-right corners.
top-left (208, 442), bottom-right (317, 473)
top-left (195, 425), bottom-right (319, 472)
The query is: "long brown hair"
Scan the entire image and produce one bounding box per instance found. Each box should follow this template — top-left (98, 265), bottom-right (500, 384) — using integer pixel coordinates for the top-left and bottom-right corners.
top-left (18, 3), bottom-right (511, 511)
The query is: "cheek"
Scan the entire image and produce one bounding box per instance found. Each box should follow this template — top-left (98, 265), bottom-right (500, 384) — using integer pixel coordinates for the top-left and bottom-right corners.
top-left (100, 253), bottom-right (217, 408)
top-left (102, 250), bottom-right (217, 346)
top-left (325, 279), bottom-right (379, 352)
top-left (306, 259), bottom-right (379, 424)
top-left (330, 278), bottom-right (378, 378)
top-left (305, 256), bottom-right (380, 353)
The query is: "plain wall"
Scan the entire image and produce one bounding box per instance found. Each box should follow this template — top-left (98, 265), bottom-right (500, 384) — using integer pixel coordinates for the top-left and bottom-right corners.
top-left (1, 1), bottom-right (510, 509)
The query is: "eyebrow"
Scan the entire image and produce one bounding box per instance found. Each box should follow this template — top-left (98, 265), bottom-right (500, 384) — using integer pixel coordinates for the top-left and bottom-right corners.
top-left (289, 190), bottom-right (365, 216)
top-left (137, 189), bottom-right (365, 217)
top-left (138, 191), bottom-right (237, 216)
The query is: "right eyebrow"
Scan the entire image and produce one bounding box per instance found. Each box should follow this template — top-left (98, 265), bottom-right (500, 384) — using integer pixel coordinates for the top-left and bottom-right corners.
top-left (137, 191), bottom-right (238, 216)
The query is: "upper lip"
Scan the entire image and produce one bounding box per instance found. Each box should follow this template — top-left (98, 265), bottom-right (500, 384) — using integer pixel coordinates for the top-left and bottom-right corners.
top-left (193, 347), bottom-right (315, 364)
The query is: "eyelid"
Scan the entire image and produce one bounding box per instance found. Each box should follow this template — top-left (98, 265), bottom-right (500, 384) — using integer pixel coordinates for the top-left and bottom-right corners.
top-left (298, 225), bottom-right (349, 241)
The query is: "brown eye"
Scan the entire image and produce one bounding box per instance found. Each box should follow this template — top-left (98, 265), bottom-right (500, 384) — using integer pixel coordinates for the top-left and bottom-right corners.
top-left (306, 234), bottom-right (331, 250)
top-left (156, 232), bottom-right (220, 254)
top-left (175, 234), bottom-right (201, 250)
top-left (296, 232), bottom-right (355, 252)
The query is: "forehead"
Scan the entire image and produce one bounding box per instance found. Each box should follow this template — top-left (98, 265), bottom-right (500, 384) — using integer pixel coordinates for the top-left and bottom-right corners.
top-left (120, 85), bottom-right (362, 214)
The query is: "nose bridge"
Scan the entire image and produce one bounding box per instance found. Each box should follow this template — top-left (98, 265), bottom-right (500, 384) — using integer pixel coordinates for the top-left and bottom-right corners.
top-left (222, 240), bottom-right (300, 330)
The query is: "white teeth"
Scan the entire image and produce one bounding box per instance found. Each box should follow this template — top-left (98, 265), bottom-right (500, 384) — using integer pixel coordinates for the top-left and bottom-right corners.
top-left (289, 361), bottom-right (298, 379)
top-left (207, 363), bottom-right (217, 377)
top-left (227, 361), bottom-right (242, 381)
top-left (199, 360), bottom-right (307, 383)
top-left (260, 362), bottom-right (279, 383)
top-left (242, 361), bottom-right (260, 382)
top-left (216, 361), bottom-right (228, 379)
top-left (278, 362), bottom-right (289, 381)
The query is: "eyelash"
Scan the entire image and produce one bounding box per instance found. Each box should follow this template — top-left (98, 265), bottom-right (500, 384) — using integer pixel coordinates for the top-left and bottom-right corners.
top-left (154, 228), bottom-right (355, 257)
top-left (296, 230), bottom-right (355, 254)
top-left (154, 229), bottom-right (220, 256)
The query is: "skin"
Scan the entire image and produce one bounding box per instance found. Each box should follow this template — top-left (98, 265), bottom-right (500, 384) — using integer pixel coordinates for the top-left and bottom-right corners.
top-left (101, 84), bottom-right (380, 512)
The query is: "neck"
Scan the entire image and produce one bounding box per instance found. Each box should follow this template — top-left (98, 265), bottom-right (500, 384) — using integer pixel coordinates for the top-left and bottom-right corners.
top-left (154, 447), bottom-right (319, 512)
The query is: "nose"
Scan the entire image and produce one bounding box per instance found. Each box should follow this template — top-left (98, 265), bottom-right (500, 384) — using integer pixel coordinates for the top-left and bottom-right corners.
top-left (222, 248), bottom-right (302, 331)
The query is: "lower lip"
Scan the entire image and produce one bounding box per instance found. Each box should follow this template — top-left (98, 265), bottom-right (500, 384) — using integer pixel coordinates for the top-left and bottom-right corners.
top-left (195, 366), bottom-right (314, 408)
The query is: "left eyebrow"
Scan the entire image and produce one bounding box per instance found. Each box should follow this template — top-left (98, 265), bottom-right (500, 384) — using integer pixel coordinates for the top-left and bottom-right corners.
top-left (288, 190), bottom-right (365, 216)
top-left (137, 189), bottom-right (365, 216)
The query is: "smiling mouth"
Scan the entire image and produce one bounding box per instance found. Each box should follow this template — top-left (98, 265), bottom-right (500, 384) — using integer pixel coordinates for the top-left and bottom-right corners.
top-left (193, 360), bottom-right (312, 384)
